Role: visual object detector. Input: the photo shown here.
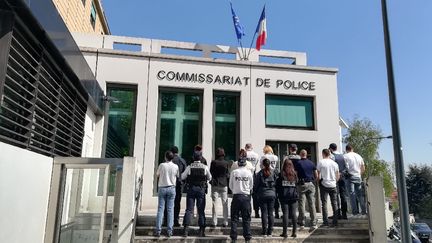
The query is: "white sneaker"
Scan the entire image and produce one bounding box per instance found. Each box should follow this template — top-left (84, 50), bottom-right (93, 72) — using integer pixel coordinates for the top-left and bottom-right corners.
top-left (300, 226), bottom-right (305, 231)
top-left (311, 225), bottom-right (318, 230)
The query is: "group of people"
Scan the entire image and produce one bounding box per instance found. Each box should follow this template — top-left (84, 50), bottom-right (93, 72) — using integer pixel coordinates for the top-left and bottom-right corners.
top-left (154, 142), bottom-right (367, 242)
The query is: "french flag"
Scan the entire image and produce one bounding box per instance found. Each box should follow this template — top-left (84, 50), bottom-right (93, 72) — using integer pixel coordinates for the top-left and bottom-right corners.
top-left (255, 6), bottom-right (266, 51)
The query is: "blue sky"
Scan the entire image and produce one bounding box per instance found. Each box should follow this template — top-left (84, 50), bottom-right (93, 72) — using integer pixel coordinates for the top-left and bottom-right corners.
top-left (103, 0), bottom-right (432, 165)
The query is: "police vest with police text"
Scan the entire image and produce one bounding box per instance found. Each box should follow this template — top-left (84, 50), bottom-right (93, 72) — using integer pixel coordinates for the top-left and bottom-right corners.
top-left (187, 162), bottom-right (207, 187)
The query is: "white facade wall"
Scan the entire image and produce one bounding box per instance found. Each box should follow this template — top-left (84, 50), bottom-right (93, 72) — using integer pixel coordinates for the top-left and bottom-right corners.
top-left (0, 142), bottom-right (53, 243)
top-left (74, 33), bottom-right (340, 212)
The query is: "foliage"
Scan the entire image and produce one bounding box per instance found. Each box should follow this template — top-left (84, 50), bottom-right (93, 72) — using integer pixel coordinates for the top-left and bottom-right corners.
top-left (406, 164), bottom-right (432, 218)
top-left (343, 116), bottom-right (382, 164)
top-left (368, 159), bottom-right (394, 197)
top-left (343, 116), bottom-right (394, 196)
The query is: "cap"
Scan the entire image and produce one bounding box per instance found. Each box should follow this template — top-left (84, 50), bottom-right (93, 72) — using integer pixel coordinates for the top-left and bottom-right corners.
top-left (289, 143), bottom-right (297, 150)
top-left (193, 151), bottom-right (202, 161)
top-left (329, 143), bottom-right (337, 150)
top-left (238, 156), bottom-right (247, 166)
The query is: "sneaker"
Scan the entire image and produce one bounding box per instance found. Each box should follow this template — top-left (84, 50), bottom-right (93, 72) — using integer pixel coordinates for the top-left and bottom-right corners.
top-left (167, 232), bottom-right (173, 238)
top-left (153, 232), bottom-right (161, 237)
top-left (291, 233), bottom-right (297, 238)
top-left (322, 222), bottom-right (329, 227)
top-left (280, 233), bottom-right (288, 238)
top-left (299, 225), bottom-right (305, 231)
top-left (310, 225), bottom-right (317, 230)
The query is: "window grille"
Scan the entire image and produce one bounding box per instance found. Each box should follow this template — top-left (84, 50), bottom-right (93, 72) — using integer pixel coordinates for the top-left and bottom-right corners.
top-left (0, 18), bottom-right (87, 157)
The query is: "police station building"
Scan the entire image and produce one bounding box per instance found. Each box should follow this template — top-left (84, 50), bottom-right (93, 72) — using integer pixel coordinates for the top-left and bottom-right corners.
top-left (73, 33), bottom-right (341, 211)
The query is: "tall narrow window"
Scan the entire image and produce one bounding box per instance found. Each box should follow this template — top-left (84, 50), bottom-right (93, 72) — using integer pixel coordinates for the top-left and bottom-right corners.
top-left (99, 85), bottom-right (137, 196)
top-left (104, 85), bottom-right (137, 158)
top-left (214, 92), bottom-right (240, 161)
top-left (157, 90), bottom-right (202, 165)
top-left (90, 2), bottom-right (97, 29)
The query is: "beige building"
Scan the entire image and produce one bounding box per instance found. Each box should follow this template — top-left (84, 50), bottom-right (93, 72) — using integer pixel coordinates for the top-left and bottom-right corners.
top-left (52, 0), bottom-right (110, 34)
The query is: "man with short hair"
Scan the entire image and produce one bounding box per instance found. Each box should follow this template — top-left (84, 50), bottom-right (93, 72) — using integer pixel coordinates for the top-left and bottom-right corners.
top-left (287, 143), bottom-right (301, 168)
top-left (182, 151), bottom-right (212, 237)
top-left (210, 147), bottom-right (230, 227)
top-left (344, 144), bottom-right (366, 215)
top-left (155, 151), bottom-right (179, 237)
top-left (171, 146), bottom-right (187, 226)
top-left (317, 149), bottom-right (340, 227)
top-left (295, 149), bottom-right (318, 230)
top-left (245, 143), bottom-right (261, 218)
top-left (329, 143), bottom-right (349, 219)
top-left (229, 155), bottom-right (254, 243)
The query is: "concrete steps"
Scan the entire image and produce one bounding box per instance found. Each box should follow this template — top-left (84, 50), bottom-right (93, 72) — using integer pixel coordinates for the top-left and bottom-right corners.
top-left (134, 214), bottom-right (370, 243)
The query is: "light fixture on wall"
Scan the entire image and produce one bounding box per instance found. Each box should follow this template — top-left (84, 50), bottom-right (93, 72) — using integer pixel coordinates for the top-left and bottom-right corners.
top-left (102, 95), bottom-right (120, 104)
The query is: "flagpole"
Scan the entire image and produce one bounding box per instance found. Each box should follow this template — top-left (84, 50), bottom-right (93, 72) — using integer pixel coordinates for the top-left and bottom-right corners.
top-left (238, 39), bottom-right (246, 60)
top-left (246, 4), bottom-right (265, 60)
top-left (246, 31), bottom-right (258, 60)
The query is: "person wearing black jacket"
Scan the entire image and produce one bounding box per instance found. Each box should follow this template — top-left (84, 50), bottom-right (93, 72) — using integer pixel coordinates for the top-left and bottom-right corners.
top-left (276, 158), bottom-right (299, 238)
top-left (163, 146), bottom-right (187, 227)
top-left (171, 146), bottom-right (187, 226)
top-left (254, 158), bottom-right (277, 237)
top-left (210, 147), bottom-right (230, 227)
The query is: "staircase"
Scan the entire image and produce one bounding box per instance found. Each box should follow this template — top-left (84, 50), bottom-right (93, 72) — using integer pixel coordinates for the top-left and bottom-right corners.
top-left (134, 214), bottom-right (370, 242)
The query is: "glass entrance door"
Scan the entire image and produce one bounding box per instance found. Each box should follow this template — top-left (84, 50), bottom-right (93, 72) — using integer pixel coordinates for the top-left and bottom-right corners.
top-left (265, 141), bottom-right (318, 168)
top-left (59, 166), bottom-right (110, 243)
top-left (44, 158), bottom-right (123, 243)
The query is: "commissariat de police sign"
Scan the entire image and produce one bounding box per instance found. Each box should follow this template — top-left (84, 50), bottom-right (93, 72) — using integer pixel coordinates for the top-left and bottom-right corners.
top-left (157, 70), bottom-right (316, 91)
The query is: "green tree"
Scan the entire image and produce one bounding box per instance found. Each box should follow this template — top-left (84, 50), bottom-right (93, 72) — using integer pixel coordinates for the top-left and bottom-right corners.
top-left (406, 164), bottom-right (432, 218)
top-left (343, 117), bottom-right (382, 164)
top-left (343, 116), bottom-right (394, 196)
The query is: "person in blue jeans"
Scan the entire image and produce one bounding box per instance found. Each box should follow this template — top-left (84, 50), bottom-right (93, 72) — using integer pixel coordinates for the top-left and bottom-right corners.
top-left (155, 150), bottom-right (179, 237)
top-left (343, 145), bottom-right (366, 215)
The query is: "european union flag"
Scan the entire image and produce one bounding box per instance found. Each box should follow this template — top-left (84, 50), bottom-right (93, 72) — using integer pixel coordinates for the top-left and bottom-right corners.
top-left (230, 2), bottom-right (245, 40)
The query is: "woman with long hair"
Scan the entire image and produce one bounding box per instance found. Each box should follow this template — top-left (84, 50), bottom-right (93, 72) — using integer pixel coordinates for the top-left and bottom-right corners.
top-left (258, 145), bottom-right (281, 218)
top-left (254, 158), bottom-right (277, 237)
top-left (276, 158), bottom-right (299, 238)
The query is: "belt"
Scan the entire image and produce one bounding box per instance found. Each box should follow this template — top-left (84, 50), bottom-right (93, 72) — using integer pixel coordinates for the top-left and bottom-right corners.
top-left (159, 185), bottom-right (175, 188)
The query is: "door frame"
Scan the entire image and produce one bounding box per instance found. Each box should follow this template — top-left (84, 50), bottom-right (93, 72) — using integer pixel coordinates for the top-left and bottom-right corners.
top-left (44, 157), bottom-right (123, 243)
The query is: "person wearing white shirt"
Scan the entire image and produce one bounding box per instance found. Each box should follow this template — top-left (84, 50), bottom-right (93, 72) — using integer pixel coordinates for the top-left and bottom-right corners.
top-left (343, 144), bottom-right (366, 215)
top-left (155, 151), bottom-right (179, 237)
top-left (245, 143), bottom-right (261, 218)
top-left (229, 155), bottom-right (254, 242)
top-left (317, 149), bottom-right (340, 227)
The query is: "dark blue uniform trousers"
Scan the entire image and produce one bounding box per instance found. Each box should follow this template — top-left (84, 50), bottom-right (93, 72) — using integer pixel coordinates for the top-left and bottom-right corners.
top-left (230, 194), bottom-right (252, 241)
top-left (183, 185), bottom-right (206, 227)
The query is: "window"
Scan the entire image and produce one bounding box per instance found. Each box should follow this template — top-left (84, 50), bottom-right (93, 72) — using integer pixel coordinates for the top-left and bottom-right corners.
top-left (104, 85), bottom-right (137, 158)
top-left (90, 2), bottom-right (97, 29)
top-left (98, 85), bottom-right (137, 196)
top-left (157, 90), bottom-right (202, 165)
top-left (214, 92), bottom-right (240, 161)
top-left (265, 95), bottom-right (314, 129)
